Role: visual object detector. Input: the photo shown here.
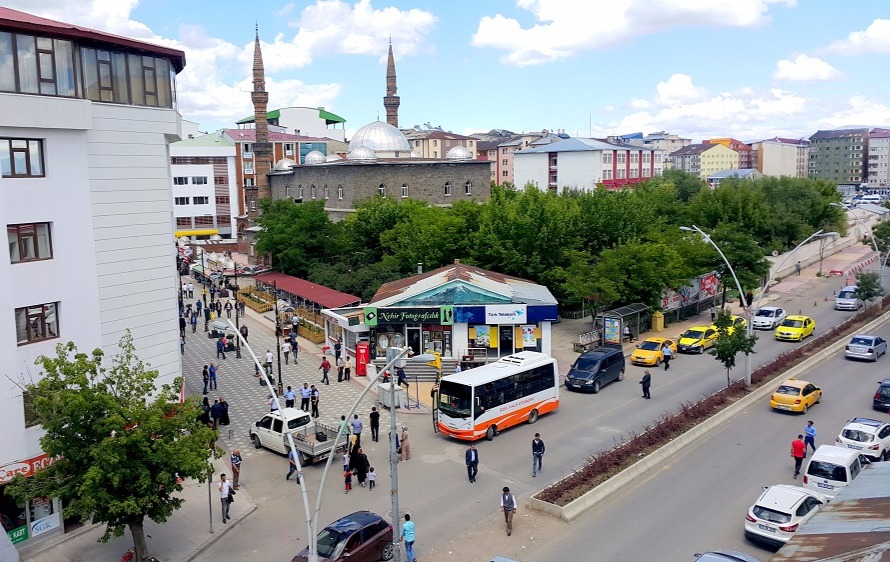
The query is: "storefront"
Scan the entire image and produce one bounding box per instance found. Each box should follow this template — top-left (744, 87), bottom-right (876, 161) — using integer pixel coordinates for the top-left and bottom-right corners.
top-left (1, 454), bottom-right (64, 550)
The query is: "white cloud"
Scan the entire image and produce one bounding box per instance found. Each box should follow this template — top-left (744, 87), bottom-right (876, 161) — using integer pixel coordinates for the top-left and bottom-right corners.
top-left (825, 19), bottom-right (890, 55)
top-left (816, 95), bottom-right (890, 129)
top-left (655, 74), bottom-right (707, 105)
top-left (472, 0), bottom-right (788, 66)
top-left (773, 54), bottom-right (843, 81)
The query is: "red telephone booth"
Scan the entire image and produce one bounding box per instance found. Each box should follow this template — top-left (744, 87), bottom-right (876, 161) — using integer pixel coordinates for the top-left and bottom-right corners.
top-left (356, 341), bottom-right (370, 376)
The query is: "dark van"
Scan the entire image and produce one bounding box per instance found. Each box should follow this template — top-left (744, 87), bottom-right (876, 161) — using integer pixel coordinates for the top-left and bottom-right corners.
top-left (565, 347), bottom-right (626, 394)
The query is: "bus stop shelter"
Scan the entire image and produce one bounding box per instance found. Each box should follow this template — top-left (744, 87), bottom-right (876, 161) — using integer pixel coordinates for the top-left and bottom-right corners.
top-left (596, 303), bottom-right (650, 346)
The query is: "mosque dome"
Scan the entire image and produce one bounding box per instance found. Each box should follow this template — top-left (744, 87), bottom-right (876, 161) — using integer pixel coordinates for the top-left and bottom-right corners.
top-left (347, 145), bottom-right (378, 162)
top-left (304, 150), bottom-right (326, 165)
top-left (273, 158), bottom-right (297, 171)
top-left (325, 153), bottom-right (343, 162)
top-left (446, 145), bottom-right (473, 160)
top-left (348, 120), bottom-right (410, 153)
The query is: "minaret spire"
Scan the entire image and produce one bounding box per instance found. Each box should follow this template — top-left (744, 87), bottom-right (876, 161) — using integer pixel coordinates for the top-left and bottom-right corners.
top-left (384, 37), bottom-right (400, 128)
top-left (250, 24), bottom-right (272, 218)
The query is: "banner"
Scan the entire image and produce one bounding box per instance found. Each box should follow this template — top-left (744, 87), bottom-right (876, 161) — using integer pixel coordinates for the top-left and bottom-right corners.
top-left (522, 325), bottom-right (537, 348)
top-left (603, 318), bottom-right (621, 345)
top-left (661, 272), bottom-right (722, 311)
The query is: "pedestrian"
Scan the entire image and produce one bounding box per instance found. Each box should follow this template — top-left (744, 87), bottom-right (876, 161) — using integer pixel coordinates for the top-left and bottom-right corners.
top-left (209, 363), bottom-right (218, 390)
top-left (745, 290), bottom-right (754, 308)
top-left (796, 261), bottom-right (802, 275)
top-left (284, 385), bottom-right (296, 409)
top-left (269, 394), bottom-right (279, 412)
top-left (532, 432), bottom-right (545, 477)
top-left (219, 396), bottom-right (230, 426)
top-left (190, 311), bottom-right (198, 333)
top-left (198, 396), bottom-right (211, 426)
top-left (334, 340), bottom-right (342, 361)
top-left (640, 369), bottom-right (652, 399)
top-left (339, 415), bottom-right (350, 442)
top-left (224, 300), bottom-right (233, 318)
top-left (291, 337), bottom-right (299, 364)
top-left (310, 385), bottom-right (320, 418)
top-left (400, 513), bottom-right (416, 562)
top-left (204, 307), bottom-right (211, 330)
top-left (286, 448), bottom-right (300, 483)
top-left (343, 468), bottom-right (353, 494)
top-left (180, 333), bottom-right (186, 355)
top-left (291, 314), bottom-right (299, 334)
top-left (179, 315), bottom-right (187, 337)
top-left (500, 486), bottom-right (517, 536)
top-left (300, 383), bottom-right (311, 411)
top-left (342, 448), bottom-right (351, 473)
top-left (196, 299), bottom-right (202, 314)
top-left (282, 340), bottom-right (291, 365)
top-left (791, 434), bottom-right (807, 478)
top-left (455, 362), bottom-right (462, 374)
top-left (661, 342), bottom-right (672, 371)
top-left (623, 324), bottom-right (633, 342)
top-left (188, 282), bottom-right (194, 298)
top-left (465, 443), bottom-right (479, 483)
top-left (400, 426), bottom-right (411, 462)
top-left (216, 336), bottom-right (226, 360)
top-left (265, 350), bottom-right (273, 375)
top-left (397, 367), bottom-right (409, 390)
top-left (202, 365), bottom-right (209, 395)
top-left (710, 304), bottom-right (717, 322)
top-left (239, 324), bottom-right (248, 343)
top-left (344, 356), bottom-right (352, 380)
top-left (804, 421), bottom-right (817, 453)
top-left (319, 357), bottom-right (331, 385)
top-left (351, 415), bottom-right (363, 449)
top-left (368, 466), bottom-right (377, 490)
top-left (230, 449), bottom-right (242, 489)
top-left (210, 399), bottom-right (222, 429)
top-left (369, 407), bottom-right (380, 442)
top-left (353, 447), bottom-right (369, 487)
top-left (218, 473), bottom-right (231, 524)
top-left (336, 355), bottom-right (345, 382)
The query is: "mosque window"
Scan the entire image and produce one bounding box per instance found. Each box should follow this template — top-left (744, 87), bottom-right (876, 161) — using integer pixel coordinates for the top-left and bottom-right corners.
top-left (401, 183), bottom-right (408, 198)
top-left (311, 184), bottom-right (317, 199)
top-left (379, 184), bottom-right (386, 197)
top-left (464, 181), bottom-right (472, 195)
top-left (444, 182), bottom-right (451, 197)
top-left (338, 185), bottom-right (344, 200)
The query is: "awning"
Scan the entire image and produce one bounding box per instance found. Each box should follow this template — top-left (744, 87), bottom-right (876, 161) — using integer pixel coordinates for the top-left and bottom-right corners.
top-left (175, 229), bottom-right (219, 238)
top-left (255, 272), bottom-right (361, 309)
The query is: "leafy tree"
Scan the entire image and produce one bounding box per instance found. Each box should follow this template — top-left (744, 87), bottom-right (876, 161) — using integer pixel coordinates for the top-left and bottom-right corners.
top-left (255, 199), bottom-right (336, 278)
top-left (683, 224), bottom-right (771, 304)
top-left (855, 270), bottom-right (884, 303)
top-left (5, 333), bottom-right (217, 562)
top-left (709, 308), bottom-right (758, 387)
top-left (554, 250), bottom-right (620, 316)
top-left (588, 240), bottom-right (694, 307)
top-left (872, 220), bottom-right (890, 256)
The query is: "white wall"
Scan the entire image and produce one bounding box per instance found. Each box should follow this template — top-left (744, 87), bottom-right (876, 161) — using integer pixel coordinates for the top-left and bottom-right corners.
top-left (279, 107), bottom-right (346, 142)
top-left (171, 163), bottom-right (216, 221)
top-left (760, 142), bottom-right (800, 177)
top-left (556, 151), bottom-right (602, 192)
top-left (513, 152), bottom-right (550, 191)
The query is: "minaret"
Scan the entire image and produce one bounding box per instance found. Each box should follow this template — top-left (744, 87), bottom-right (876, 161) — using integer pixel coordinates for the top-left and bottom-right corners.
top-left (384, 38), bottom-right (400, 128)
top-left (250, 24), bottom-right (273, 218)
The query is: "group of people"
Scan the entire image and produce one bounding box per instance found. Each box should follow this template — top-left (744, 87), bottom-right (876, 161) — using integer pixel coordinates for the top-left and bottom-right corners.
top-left (281, 383), bottom-right (321, 418)
top-left (198, 395), bottom-right (230, 430)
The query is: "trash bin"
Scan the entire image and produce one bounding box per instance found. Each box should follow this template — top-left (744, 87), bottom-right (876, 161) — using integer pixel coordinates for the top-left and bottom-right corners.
top-left (651, 310), bottom-right (664, 332)
top-left (377, 382), bottom-right (402, 409)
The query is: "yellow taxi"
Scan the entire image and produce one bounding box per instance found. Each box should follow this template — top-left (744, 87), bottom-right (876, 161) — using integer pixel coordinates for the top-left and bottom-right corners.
top-left (711, 315), bottom-right (748, 335)
top-left (774, 315), bottom-right (816, 342)
top-left (769, 379), bottom-right (822, 413)
top-left (630, 337), bottom-right (678, 367)
top-left (677, 326), bottom-right (718, 354)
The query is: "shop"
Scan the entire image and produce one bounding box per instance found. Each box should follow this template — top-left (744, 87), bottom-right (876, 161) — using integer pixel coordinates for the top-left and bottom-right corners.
top-left (1, 454), bottom-right (65, 551)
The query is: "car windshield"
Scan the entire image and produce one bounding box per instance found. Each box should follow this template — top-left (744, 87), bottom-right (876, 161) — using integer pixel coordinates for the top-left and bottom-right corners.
top-left (838, 290), bottom-right (856, 299)
top-left (850, 337), bottom-right (873, 346)
top-left (807, 461), bottom-right (848, 482)
top-left (682, 330), bottom-right (704, 339)
top-left (752, 505), bottom-right (792, 524)
top-left (781, 319), bottom-right (804, 328)
top-left (775, 385), bottom-right (801, 396)
top-left (756, 309), bottom-right (776, 317)
top-left (572, 357), bottom-right (600, 371)
top-left (842, 429), bottom-right (874, 442)
top-left (315, 527), bottom-right (346, 559)
top-left (287, 416), bottom-right (310, 430)
top-left (438, 380), bottom-right (471, 418)
top-left (638, 341), bottom-right (661, 351)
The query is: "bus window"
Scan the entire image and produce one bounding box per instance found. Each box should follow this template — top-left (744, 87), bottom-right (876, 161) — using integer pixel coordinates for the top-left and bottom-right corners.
top-left (439, 380), bottom-right (471, 418)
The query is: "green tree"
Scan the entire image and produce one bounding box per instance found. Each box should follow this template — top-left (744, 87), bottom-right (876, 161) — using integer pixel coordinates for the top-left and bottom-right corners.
top-left (554, 250), bottom-right (620, 319)
top-left (5, 333), bottom-right (217, 562)
top-left (855, 270), bottom-right (884, 303)
top-left (709, 308), bottom-right (758, 387)
top-left (683, 224), bottom-right (771, 304)
top-left (255, 199), bottom-right (336, 278)
top-left (588, 240), bottom-right (694, 307)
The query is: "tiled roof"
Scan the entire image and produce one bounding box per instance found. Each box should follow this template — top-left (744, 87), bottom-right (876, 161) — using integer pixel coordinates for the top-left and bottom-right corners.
top-left (519, 137), bottom-right (657, 154)
top-left (223, 129), bottom-right (327, 142)
top-left (870, 128), bottom-right (890, 139)
top-left (810, 128), bottom-right (869, 141)
top-left (671, 143), bottom-right (709, 156)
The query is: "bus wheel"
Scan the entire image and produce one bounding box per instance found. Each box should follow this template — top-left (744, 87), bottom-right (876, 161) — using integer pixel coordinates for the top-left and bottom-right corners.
top-left (486, 425), bottom-right (497, 441)
top-left (528, 409), bottom-right (539, 424)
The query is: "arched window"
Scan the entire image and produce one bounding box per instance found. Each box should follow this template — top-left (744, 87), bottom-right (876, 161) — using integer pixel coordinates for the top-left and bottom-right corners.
top-left (338, 184), bottom-right (344, 200)
top-left (298, 184), bottom-right (304, 198)
top-left (444, 181), bottom-right (452, 197)
top-left (464, 180), bottom-right (472, 195)
top-left (324, 184), bottom-right (330, 199)
top-left (285, 184), bottom-right (291, 198)
top-left (401, 183), bottom-right (408, 198)
top-left (378, 184), bottom-right (386, 197)
top-left (311, 184), bottom-right (317, 199)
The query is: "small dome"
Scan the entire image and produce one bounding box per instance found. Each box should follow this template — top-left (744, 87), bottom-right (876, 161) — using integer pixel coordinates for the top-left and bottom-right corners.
top-left (446, 145), bottom-right (473, 160)
top-left (347, 145), bottom-right (378, 162)
top-left (325, 153), bottom-right (343, 162)
top-left (304, 150), bottom-right (326, 165)
top-left (410, 150), bottom-right (421, 158)
top-left (348, 120), bottom-right (410, 152)
top-left (273, 158), bottom-right (297, 171)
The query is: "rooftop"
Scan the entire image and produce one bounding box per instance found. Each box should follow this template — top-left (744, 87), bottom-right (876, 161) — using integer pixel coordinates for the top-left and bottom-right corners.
top-left (518, 137), bottom-right (657, 154)
top-left (236, 107), bottom-right (347, 126)
top-left (222, 129), bottom-right (327, 143)
top-left (172, 133), bottom-right (234, 148)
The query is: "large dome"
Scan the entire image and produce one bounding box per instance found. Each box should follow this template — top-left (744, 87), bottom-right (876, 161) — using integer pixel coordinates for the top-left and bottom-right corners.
top-left (446, 145), bottom-right (473, 160)
top-left (304, 150), bottom-right (326, 165)
top-left (273, 158), bottom-right (297, 171)
top-left (348, 120), bottom-right (410, 153)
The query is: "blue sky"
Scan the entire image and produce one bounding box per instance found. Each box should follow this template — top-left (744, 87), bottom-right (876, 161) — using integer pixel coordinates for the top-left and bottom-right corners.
top-left (12, 0), bottom-right (890, 141)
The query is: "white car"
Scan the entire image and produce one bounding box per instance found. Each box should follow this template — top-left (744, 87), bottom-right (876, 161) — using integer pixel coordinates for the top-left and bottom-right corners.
top-left (835, 417), bottom-right (890, 461)
top-left (844, 334), bottom-right (888, 362)
top-left (744, 485), bottom-right (826, 547)
top-left (752, 306), bottom-right (786, 330)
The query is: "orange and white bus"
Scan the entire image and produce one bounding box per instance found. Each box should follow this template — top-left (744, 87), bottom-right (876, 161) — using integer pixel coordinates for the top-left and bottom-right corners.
top-left (436, 351), bottom-right (559, 441)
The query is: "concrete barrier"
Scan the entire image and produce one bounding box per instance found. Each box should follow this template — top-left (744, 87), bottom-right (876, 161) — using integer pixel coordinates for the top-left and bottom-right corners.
top-left (529, 308), bottom-right (890, 521)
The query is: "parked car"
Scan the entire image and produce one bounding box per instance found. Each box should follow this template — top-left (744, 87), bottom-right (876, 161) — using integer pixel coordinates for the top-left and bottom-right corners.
top-left (835, 417), bottom-right (890, 461)
top-left (874, 378), bottom-right (890, 412)
top-left (835, 285), bottom-right (863, 311)
top-left (775, 315), bottom-right (815, 342)
top-left (752, 306), bottom-right (786, 330)
top-left (677, 326), bottom-right (718, 354)
top-left (291, 511), bottom-right (393, 562)
top-left (770, 379), bottom-right (822, 414)
top-left (694, 551), bottom-right (761, 562)
top-left (630, 337), bottom-right (677, 367)
top-left (711, 315), bottom-right (747, 335)
top-left (845, 334), bottom-right (887, 362)
top-left (249, 408), bottom-right (346, 464)
top-left (565, 347), bottom-right (625, 394)
top-left (744, 485), bottom-right (826, 547)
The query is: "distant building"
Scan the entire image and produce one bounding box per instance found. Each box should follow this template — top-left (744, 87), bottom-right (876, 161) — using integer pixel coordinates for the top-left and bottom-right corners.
top-left (475, 131), bottom-right (563, 187)
top-left (514, 137), bottom-right (661, 192)
top-left (234, 107), bottom-right (347, 142)
top-left (808, 128), bottom-right (869, 184)
top-left (404, 129), bottom-right (477, 160)
top-left (170, 134), bottom-right (238, 238)
top-left (750, 137), bottom-right (809, 178)
top-left (670, 143), bottom-right (739, 179)
top-left (867, 128), bottom-right (890, 186)
top-left (625, 131), bottom-right (693, 170)
top-left (706, 138), bottom-right (753, 169)
top-left (706, 168), bottom-right (762, 188)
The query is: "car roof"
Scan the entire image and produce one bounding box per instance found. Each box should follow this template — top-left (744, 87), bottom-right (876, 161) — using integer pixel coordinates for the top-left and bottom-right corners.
top-left (757, 306), bottom-right (781, 311)
top-left (757, 485), bottom-right (812, 511)
top-left (785, 315), bottom-right (812, 321)
top-left (696, 551), bottom-right (762, 562)
top-left (845, 417), bottom-right (886, 430)
top-left (778, 379), bottom-right (810, 389)
top-left (325, 511), bottom-right (384, 533)
top-left (811, 444), bottom-right (861, 463)
top-left (641, 337), bottom-right (671, 343)
top-left (263, 407), bottom-right (311, 420)
top-left (684, 326), bottom-right (711, 331)
top-left (851, 334), bottom-right (879, 340)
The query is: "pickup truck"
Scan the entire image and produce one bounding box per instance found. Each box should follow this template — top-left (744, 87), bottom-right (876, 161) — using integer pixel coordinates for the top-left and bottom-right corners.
top-left (248, 408), bottom-right (346, 464)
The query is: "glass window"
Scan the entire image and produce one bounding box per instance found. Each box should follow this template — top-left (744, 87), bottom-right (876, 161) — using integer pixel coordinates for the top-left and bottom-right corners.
top-left (324, 184), bottom-right (330, 199)
top-left (142, 56), bottom-right (158, 106)
top-left (15, 34), bottom-right (38, 94)
top-left (174, 197), bottom-right (189, 205)
top-left (401, 183), bottom-right (408, 198)
top-left (1, 138), bottom-right (44, 177)
top-left (444, 181), bottom-right (451, 196)
top-left (127, 53), bottom-right (144, 105)
top-left (110, 51), bottom-right (128, 103)
top-left (378, 184), bottom-right (386, 197)
top-left (15, 302), bottom-right (59, 345)
top-left (193, 197), bottom-right (209, 205)
top-left (337, 184), bottom-right (344, 200)
top-left (54, 39), bottom-right (76, 96)
top-left (173, 177), bottom-right (188, 185)
top-left (192, 177), bottom-right (208, 185)
top-left (243, 162), bottom-right (254, 174)
top-left (311, 185), bottom-right (317, 199)
top-left (8, 223), bottom-right (53, 262)
top-left (155, 58), bottom-right (171, 107)
top-left (0, 32), bottom-right (14, 92)
top-left (464, 181), bottom-right (472, 195)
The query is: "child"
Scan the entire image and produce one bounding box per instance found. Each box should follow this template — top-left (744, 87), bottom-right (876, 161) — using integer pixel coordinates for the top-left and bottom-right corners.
top-left (342, 451), bottom-right (350, 473)
top-left (344, 469), bottom-right (352, 494)
top-left (368, 467), bottom-right (377, 490)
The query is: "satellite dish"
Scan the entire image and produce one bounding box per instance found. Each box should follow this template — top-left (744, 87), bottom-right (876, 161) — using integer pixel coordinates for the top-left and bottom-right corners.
top-left (772, 250), bottom-right (779, 257)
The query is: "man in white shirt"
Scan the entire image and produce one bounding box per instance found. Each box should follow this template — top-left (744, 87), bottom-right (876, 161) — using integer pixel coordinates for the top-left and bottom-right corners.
top-left (219, 473), bottom-right (231, 523)
top-left (281, 340), bottom-right (292, 364)
top-left (187, 282), bottom-right (194, 298)
top-left (299, 383), bottom-right (312, 411)
top-left (265, 350), bottom-right (274, 375)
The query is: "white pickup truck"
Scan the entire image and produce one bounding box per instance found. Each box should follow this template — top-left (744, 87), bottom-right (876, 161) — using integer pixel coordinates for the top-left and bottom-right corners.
top-left (248, 408), bottom-right (346, 464)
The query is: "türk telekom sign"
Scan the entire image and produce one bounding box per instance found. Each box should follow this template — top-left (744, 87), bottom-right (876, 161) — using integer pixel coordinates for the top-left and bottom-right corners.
top-left (0, 453), bottom-right (58, 484)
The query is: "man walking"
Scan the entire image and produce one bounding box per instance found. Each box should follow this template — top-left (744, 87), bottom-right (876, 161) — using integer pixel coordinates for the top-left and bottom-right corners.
top-left (210, 399), bottom-right (222, 430)
top-left (465, 444), bottom-right (479, 483)
top-left (230, 449), bottom-right (242, 489)
top-left (344, 356), bottom-right (352, 381)
top-left (334, 340), bottom-right (342, 361)
top-left (179, 315), bottom-right (186, 338)
top-left (190, 311), bottom-right (198, 333)
top-left (336, 355), bottom-right (345, 382)
top-left (640, 370), bottom-right (652, 399)
top-left (282, 340), bottom-right (291, 365)
top-left (202, 365), bottom-right (209, 395)
top-left (350, 414), bottom-right (363, 449)
top-left (209, 363), bottom-right (218, 391)
top-left (239, 324), bottom-right (248, 343)
top-left (300, 383), bottom-right (311, 411)
top-left (532, 433), bottom-right (545, 477)
top-left (400, 514), bottom-right (416, 562)
top-left (310, 385), bottom-right (320, 418)
top-left (369, 406), bottom-right (380, 442)
top-left (265, 350), bottom-right (274, 375)
top-left (500, 486), bottom-right (517, 536)
top-left (216, 336), bottom-right (226, 360)
top-left (286, 448), bottom-right (301, 483)
top-left (804, 421), bottom-right (817, 453)
top-left (218, 473), bottom-right (231, 524)
top-left (661, 342), bottom-right (672, 371)
top-left (284, 385), bottom-right (296, 409)
top-left (188, 282), bottom-right (194, 298)
top-left (291, 337), bottom-right (299, 364)
top-left (319, 357), bottom-right (331, 385)
top-left (791, 434), bottom-right (807, 478)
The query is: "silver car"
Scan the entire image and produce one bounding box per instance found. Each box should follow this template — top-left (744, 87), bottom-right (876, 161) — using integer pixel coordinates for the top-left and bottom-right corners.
top-left (845, 334), bottom-right (887, 362)
top-left (752, 306), bottom-right (786, 330)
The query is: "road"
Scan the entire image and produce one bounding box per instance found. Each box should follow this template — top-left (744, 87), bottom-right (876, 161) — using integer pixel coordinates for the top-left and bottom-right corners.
top-left (523, 317), bottom-right (890, 562)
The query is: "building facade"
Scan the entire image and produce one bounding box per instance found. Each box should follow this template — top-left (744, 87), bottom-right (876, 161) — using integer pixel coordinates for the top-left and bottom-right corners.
top-left (867, 128), bottom-right (890, 186)
top-left (404, 130), bottom-right (478, 160)
top-left (235, 107), bottom-right (347, 142)
top-left (170, 134), bottom-right (238, 238)
top-left (625, 131), bottom-right (692, 170)
top-left (706, 138), bottom-right (753, 169)
top-left (750, 137), bottom-right (809, 178)
top-left (808, 128), bottom-right (869, 184)
top-left (0, 7), bottom-right (184, 551)
top-left (670, 143), bottom-right (739, 179)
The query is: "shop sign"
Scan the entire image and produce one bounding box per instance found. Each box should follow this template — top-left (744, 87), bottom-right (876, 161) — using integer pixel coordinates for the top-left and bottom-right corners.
top-left (363, 307), bottom-right (444, 326)
top-left (30, 512), bottom-right (61, 537)
top-left (0, 453), bottom-right (58, 484)
top-left (485, 304), bottom-right (527, 324)
top-left (8, 525), bottom-right (27, 544)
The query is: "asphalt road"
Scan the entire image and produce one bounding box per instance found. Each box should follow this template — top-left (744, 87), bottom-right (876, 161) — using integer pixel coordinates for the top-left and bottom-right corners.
top-left (523, 317), bottom-right (890, 562)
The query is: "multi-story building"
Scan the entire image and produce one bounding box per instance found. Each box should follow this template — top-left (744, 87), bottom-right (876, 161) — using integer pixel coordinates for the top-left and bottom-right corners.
top-left (170, 134), bottom-right (238, 238)
top-left (866, 128), bottom-right (890, 186)
top-left (808, 128), bottom-right (869, 184)
top-left (750, 137), bottom-right (809, 178)
top-left (234, 106), bottom-right (347, 142)
top-left (471, 131), bottom-right (562, 187)
top-left (0, 7), bottom-right (184, 551)
top-left (670, 143), bottom-right (739, 179)
top-left (514, 137), bottom-right (661, 192)
top-left (475, 139), bottom-right (500, 184)
top-left (706, 138), bottom-right (753, 169)
top-left (625, 131), bottom-right (692, 170)
top-left (404, 129), bottom-right (477, 160)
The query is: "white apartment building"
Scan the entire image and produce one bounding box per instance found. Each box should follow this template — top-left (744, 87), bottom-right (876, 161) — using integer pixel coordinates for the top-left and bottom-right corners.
top-left (750, 137), bottom-right (810, 178)
top-left (867, 128), bottom-right (890, 186)
top-left (235, 106), bottom-right (347, 142)
top-left (171, 134), bottom-right (238, 238)
top-left (0, 7), bottom-right (184, 551)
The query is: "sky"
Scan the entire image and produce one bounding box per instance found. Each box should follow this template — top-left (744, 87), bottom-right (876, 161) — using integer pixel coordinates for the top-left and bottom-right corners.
top-left (9, 0), bottom-right (890, 142)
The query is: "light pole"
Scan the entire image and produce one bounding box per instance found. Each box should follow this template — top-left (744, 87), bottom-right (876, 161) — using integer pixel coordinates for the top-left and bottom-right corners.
top-left (272, 280), bottom-right (283, 395)
top-left (227, 259), bottom-right (241, 359)
top-left (831, 202), bottom-right (885, 288)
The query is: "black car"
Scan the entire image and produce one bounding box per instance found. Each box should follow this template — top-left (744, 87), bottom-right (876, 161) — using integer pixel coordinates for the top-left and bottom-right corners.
top-left (874, 378), bottom-right (890, 412)
top-left (565, 347), bottom-right (625, 394)
top-left (292, 511), bottom-right (393, 562)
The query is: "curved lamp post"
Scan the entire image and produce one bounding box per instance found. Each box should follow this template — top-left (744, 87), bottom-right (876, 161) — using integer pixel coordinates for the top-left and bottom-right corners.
top-left (831, 202), bottom-right (885, 289)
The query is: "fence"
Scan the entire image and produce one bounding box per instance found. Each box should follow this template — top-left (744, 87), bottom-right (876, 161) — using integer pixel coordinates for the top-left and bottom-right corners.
top-left (239, 287), bottom-right (274, 313)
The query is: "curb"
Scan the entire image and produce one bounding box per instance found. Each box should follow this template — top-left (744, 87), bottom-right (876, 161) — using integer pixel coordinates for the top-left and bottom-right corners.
top-left (529, 306), bottom-right (890, 521)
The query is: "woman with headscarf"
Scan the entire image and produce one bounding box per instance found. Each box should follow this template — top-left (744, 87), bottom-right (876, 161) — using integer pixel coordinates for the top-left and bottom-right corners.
top-left (400, 426), bottom-right (411, 462)
top-left (352, 447), bottom-right (370, 487)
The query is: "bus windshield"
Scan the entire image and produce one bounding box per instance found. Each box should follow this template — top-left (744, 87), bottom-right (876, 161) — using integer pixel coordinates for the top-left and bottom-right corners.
top-left (438, 380), bottom-right (471, 418)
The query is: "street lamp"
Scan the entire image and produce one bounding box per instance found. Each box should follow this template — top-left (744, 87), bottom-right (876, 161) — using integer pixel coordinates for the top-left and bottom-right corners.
top-left (227, 259), bottom-right (241, 359)
top-left (831, 202), bottom-right (885, 288)
top-left (272, 280), bottom-right (283, 395)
